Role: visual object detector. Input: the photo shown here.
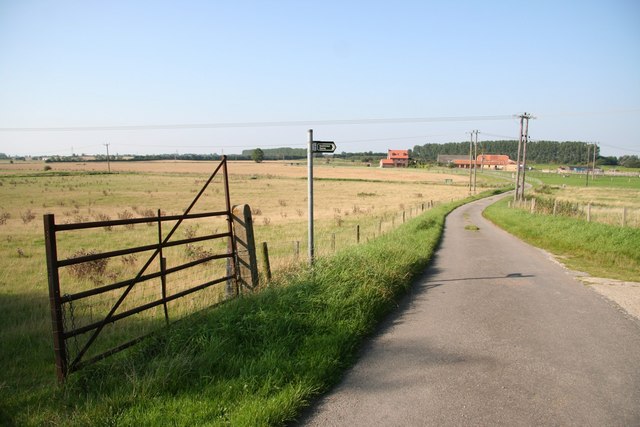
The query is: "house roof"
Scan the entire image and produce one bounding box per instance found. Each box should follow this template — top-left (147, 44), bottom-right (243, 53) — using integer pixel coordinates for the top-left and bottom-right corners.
top-left (380, 159), bottom-right (395, 165)
top-left (388, 150), bottom-right (409, 159)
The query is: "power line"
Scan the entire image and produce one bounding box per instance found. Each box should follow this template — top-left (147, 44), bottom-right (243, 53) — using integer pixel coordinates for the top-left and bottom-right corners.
top-left (0, 114), bottom-right (515, 133)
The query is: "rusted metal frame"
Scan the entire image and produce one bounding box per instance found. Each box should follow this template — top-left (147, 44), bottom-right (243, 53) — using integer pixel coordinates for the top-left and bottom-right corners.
top-left (65, 275), bottom-right (232, 342)
top-left (53, 210), bottom-right (229, 232)
top-left (72, 282), bottom-right (230, 372)
top-left (222, 158), bottom-right (239, 295)
top-left (158, 209), bottom-right (169, 325)
top-left (43, 214), bottom-right (68, 383)
top-left (57, 231), bottom-right (231, 267)
top-left (61, 252), bottom-right (233, 303)
top-left (68, 157), bottom-right (229, 371)
top-left (73, 334), bottom-right (148, 372)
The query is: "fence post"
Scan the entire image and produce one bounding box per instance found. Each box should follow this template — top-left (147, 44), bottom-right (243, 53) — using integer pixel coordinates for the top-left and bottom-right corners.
top-left (403, 211), bottom-right (406, 223)
top-left (331, 233), bottom-right (336, 252)
top-left (356, 225), bottom-right (360, 244)
top-left (232, 204), bottom-right (259, 291)
top-left (553, 199), bottom-right (558, 216)
top-left (530, 198), bottom-right (536, 214)
top-left (622, 206), bottom-right (627, 227)
top-left (44, 214), bottom-right (67, 383)
top-left (261, 242), bottom-right (272, 283)
top-left (294, 241), bottom-right (300, 258)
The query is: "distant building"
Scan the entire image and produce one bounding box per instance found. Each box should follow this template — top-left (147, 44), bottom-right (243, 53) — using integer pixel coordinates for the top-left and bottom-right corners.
top-left (453, 154), bottom-right (517, 171)
top-left (380, 149), bottom-right (409, 168)
top-left (437, 155), bottom-right (468, 164)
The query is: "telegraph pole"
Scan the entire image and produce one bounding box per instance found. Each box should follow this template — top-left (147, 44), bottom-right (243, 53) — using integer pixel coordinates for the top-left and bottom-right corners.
top-left (468, 131), bottom-right (473, 194)
top-left (473, 130), bottom-right (479, 194)
top-left (514, 116), bottom-right (524, 202)
top-left (514, 113), bottom-right (534, 201)
top-left (585, 144), bottom-right (591, 187)
top-left (104, 143), bottom-right (111, 173)
top-left (592, 143), bottom-right (597, 181)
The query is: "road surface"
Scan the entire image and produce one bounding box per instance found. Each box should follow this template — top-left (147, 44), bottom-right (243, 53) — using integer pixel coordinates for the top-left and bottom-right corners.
top-left (299, 193), bottom-right (640, 426)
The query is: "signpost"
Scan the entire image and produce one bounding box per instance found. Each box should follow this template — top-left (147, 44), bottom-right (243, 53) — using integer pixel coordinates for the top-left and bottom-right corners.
top-left (307, 129), bottom-right (336, 265)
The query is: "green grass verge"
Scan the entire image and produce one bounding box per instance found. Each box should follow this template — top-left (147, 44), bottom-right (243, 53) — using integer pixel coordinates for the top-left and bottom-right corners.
top-left (484, 198), bottom-right (640, 281)
top-left (1, 188), bottom-right (505, 426)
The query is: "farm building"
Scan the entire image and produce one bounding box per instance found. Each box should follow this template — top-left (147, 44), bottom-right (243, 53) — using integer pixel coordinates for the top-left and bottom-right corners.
top-left (380, 149), bottom-right (409, 168)
top-left (437, 155), bottom-right (468, 164)
top-left (453, 154), bottom-right (517, 171)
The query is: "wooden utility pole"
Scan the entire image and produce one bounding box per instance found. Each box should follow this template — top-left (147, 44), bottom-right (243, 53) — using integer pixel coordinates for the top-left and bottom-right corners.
top-left (514, 113), bottom-right (534, 201)
top-left (514, 116), bottom-right (524, 202)
top-left (586, 144), bottom-right (591, 187)
top-left (473, 130), bottom-right (479, 194)
top-left (468, 131), bottom-right (473, 194)
top-left (592, 143), bottom-right (597, 181)
top-left (104, 143), bottom-right (111, 173)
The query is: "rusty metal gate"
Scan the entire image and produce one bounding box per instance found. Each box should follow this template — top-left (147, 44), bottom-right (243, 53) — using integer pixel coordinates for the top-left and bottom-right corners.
top-left (44, 156), bottom-right (241, 382)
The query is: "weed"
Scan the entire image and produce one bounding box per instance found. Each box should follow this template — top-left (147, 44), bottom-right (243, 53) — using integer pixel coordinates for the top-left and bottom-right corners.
top-left (67, 249), bottom-right (109, 283)
top-left (20, 209), bottom-right (36, 224)
top-left (251, 207), bottom-right (262, 216)
top-left (121, 254), bottom-right (138, 266)
top-left (262, 217), bottom-right (271, 226)
top-left (117, 210), bottom-right (135, 229)
top-left (278, 199), bottom-right (287, 207)
top-left (296, 209), bottom-right (304, 217)
top-left (0, 211), bottom-right (10, 225)
top-left (17, 248), bottom-right (28, 257)
top-left (94, 213), bottom-right (112, 231)
top-left (357, 192), bottom-right (376, 197)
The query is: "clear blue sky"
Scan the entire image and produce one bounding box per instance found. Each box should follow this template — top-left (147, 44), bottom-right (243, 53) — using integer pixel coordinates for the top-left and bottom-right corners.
top-left (1, 0), bottom-right (639, 157)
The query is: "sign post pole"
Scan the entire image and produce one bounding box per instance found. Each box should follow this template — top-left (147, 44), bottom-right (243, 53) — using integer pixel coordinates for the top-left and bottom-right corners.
top-left (307, 131), bottom-right (335, 266)
top-left (307, 129), bottom-right (314, 266)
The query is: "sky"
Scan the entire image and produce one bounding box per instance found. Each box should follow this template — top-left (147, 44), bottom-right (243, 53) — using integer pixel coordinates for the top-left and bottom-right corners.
top-left (0, 0), bottom-right (639, 158)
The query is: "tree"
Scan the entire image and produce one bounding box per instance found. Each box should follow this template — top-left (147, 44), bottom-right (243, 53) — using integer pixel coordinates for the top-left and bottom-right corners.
top-left (252, 148), bottom-right (265, 163)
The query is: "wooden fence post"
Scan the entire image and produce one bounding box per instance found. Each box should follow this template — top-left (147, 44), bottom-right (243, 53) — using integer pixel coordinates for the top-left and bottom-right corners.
top-left (261, 242), bottom-right (272, 283)
top-left (622, 207), bottom-right (627, 227)
top-left (232, 204), bottom-right (259, 291)
top-left (356, 225), bottom-right (360, 244)
top-left (294, 240), bottom-right (300, 258)
top-left (530, 198), bottom-right (536, 214)
top-left (553, 199), bottom-right (558, 216)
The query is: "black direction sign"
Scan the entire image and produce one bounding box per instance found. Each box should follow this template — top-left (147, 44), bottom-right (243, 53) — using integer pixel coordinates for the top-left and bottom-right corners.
top-left (312, 141), bottom-right (336, 153)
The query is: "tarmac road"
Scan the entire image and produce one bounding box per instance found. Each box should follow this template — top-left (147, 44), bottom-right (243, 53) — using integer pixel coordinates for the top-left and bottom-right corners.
top-left (299, 193), bottom-right (640, 426)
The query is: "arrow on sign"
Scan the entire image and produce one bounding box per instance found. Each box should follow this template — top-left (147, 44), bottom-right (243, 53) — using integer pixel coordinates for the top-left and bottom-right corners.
top-left (312, 141), bottom-right (336, 153)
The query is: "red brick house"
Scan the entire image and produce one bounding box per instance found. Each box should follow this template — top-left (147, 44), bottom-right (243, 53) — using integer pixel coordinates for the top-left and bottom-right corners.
top-left (380, 149), bottom-right (409, 168)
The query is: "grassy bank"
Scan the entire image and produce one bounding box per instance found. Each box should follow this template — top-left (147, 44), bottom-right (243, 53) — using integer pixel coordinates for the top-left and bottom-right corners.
top-left (1, 189), bottom-right (503, 426)
top-left (484, 198), bottom-right (640, 281)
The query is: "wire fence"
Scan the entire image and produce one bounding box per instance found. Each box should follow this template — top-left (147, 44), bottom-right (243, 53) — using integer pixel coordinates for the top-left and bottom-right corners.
top-left (253, 200), bottom-right (440, 277)
top-left (510, 196), bottom-right (640, 228)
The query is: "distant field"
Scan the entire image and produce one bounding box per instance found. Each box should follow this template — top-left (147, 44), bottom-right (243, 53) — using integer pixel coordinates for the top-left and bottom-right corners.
top-left (0, 159), bottom-right (503, 415)
top-left (526, 169), bottom-right (640, 189)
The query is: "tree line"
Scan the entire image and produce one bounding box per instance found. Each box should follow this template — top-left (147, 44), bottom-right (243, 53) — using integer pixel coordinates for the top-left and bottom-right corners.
top-left (411, 140), bottom-right (607, 165)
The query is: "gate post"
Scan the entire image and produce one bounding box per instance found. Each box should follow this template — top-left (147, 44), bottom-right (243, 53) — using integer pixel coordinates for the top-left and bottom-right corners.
top-left (44, 214), bottom-right (67, 382)
top-left (232, 204), bottom-right (259, 291)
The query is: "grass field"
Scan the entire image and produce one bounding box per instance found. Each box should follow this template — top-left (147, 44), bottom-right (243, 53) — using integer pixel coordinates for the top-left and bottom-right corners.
top-left (0, 159), bottom-right (506, 425)
top-left (484, 197), bottom-right (640, 281)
